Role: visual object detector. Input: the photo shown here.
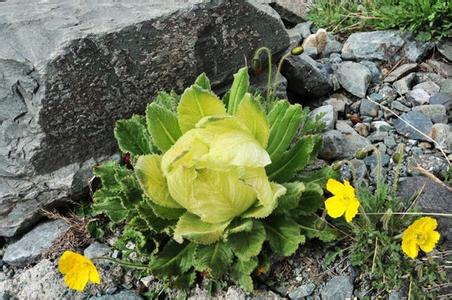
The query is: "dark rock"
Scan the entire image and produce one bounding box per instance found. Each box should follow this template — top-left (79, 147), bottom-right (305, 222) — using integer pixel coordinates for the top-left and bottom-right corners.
top-left (321, 276), bottom-right (354, 300)
top-left (360, 98), bottom-right (379, 117)
top-left (0, 0), bottom-right (289, 237)
top-left (364, 153), bottom-right (390, 168)
top-left (391, 100), bottom-right (411, 112)
top-left (267, 0), bottom-right (311, 24)
top-left (3, 220), bottom-right (69, 266)
top-left (398, 176), bottom-right (452, 243)
top-left (384, 63), bottom-right (418, 83)
top-left (342, 31), bottom-right (405, 61)
top-left (251, 64), bottom-right (288, 100)
top-left (394, 111), bottom-right (433, 141)
top-left (281, 54), bottom-right (334, 98)
top-left (393, 73), bottom-right (416, 96)
top-left (402, 38), bottom-right (434, 62)
top-left (336, 61), bottom-right (371, 98)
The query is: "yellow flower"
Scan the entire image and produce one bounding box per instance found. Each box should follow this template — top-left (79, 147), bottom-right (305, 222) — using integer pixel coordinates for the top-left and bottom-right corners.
top-left (402, 217), bottom-right (440, 259)
top-left (324, 179), bottom-right (360, 223)
top-left (58, 250), bottom-right (101, 291)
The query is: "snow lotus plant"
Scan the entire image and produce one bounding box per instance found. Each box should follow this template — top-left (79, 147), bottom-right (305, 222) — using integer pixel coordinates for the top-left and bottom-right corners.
top-left (91, 67), bottom-right (334, 291)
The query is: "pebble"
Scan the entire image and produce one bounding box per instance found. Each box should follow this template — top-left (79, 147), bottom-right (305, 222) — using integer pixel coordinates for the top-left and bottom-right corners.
top-left (394, 111), bottom-right (433, 141)
top-left (384, 63), bottom-right (418, 83)
top-left (384, 135), bottom-right (397, 148)
top-left (288, 283), bottom-right (316, 299)
top-left (309, 105), bottom-right (337, 130)
top-left (407, 88), bottom-right (430, 104)
top-left (336, 61), bottom-right (371, 98)
top-left (360, 98), bottom-right (379, 117)
top-left (393, 73), bottom-right (416, 95)
top-left (429, 92), bottom-right (452, 110)
top-left (431, 123), bottom-right (452, 152)
top-left (355, 123), bottom-right (369, 137)
top-left (390, 100), bottom-right (411, 112)
top-left (360, 60), bottom-right (381, 84)
top-left (371, 120), bottom-right (392, 132)
top-left (320, 276), bottom-right (354, 300)
top-left (413, 81), bottom-right (440, 95)
top-left (412, 104), bottom-right (447, 124)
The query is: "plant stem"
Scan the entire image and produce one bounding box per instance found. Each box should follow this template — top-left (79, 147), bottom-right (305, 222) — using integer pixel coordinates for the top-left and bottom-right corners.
top-left (359, 212), bottom-right (452, 217)
top-left (253, 47), bottom-right (273, 101)
top-left (371, 237), bottom-right (378, 274)
top-left (92, 256), bottom-right (149, 270)
top-left (272, 51), bottom-right (292, 99)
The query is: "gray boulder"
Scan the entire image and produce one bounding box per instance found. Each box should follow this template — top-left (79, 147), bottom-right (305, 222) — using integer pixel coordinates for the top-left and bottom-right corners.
top-left (0, 0), bottom-right (290, 237)
top-left (336, 61), bottom-right (371, 98)
top-left (394, 111), bottom-right (433, 141)
top-left (281, 54), bottom-right (334, 98)
top-left (309, 105), bottom-right (337, 130)
top-left (3, 219), bottom-right (69, 266)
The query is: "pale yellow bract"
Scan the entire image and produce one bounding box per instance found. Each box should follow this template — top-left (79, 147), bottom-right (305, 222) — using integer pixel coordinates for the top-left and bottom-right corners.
top-left (58, 250), bottom-right (101, 291)
top-left (324, 178), bottom-right (360, 223)
top-left (401, 217), bottom-right (440, 259)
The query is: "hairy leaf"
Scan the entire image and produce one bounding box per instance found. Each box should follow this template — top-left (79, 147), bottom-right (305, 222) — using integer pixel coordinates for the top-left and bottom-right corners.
top-left (274, 181), bottom-right (305, 214)
top-left (194, 73), bottom-right (211, 90)
top-left (146, 102), bottom-right (182, 152)
top-left (136, 201), bottom-right (175, 232)
top-left (177, 85), bottom-right (226, 133)
top-left (236, 93), bottom-right (270, 148)
top-left (194, 242), bottom-right (233, 278)
top-left (231, 257), bottom-right (258, 292)
top-left (228, 67), bottom-right (250, 114)
top-left (298, 182), bottom-right (324, 215)
top-left (264, 216), bottom-right (305, 256)
top-left (114, 115), bottom-right (153, 156)
top-left (228, 221), bottom-right (266, 260)
top-left (149, 241), bottom-right (196, 277)
top-left (174, 213), bottom-right (230, 245)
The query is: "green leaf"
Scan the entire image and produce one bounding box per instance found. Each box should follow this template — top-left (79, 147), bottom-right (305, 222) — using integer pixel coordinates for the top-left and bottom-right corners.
top-left (298, 182), bottom-right (324, 215)
top-left (174, 213), bottom-right (231, 245)
top-left (172, 271), bottom-right (196, 290)
top-left (92, 193), bottom-right (129, 223)
top-left (194, 73), bottom-right (211, 90)
top-left (194, 242), bottom-right (233, 278)
top-left (228, 221), bottom-right (266, 261)
top-left (266, 103), bottom-right (305, 163)
top-left (241, 182), bottom-right (286, 219)
top-left (136, 201), bottom-right (175, 232)
top-left (114, 115), bottom-right (153, 156)
top-left (267, 100), bottom-right (290, 126)
top-left (236, 93), bottom-right (270, 148)
top-left (177, 85), bottom-right (226, 133)
top-left (267, 135), bottom-right (322, 182)
top-left (274, 181), bottom-right (305, 214)
top-left (114, 227), bottom-right (146, 253)
top-left (146, 102), bottom-right (182, 152)
top-left (231, 257), bottom-right (258, 292)
top-left (150, 202), bottom-right (185, 220)
top-left (264, 216), bottom-right (305, 256)
top-left (227, 67), bottom-right (250, 114)
top-left (298, 166), bottom-right (338, 187)
top-left (117, 173), bottom-right (143, 207)
top-left (225, 219), bottom-right (254, 235)
top-left (153, 91), bottom-right (179, 112)
top-left (135, 154), bottom-right (181, 208)
top-left (149, 240), bottom-right (196, 277)
top-left (93, 161), bottom-right (124, 189)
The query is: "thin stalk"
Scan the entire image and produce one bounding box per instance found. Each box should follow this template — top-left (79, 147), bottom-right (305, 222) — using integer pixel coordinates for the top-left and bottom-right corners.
top-left (253, 47), bottom-right (273, 101)
top-left (391, 143), bottom-right (404, 194)
top-left (92, 256), bottom-right (149, 270)
top-left (272, 51), bottom-right (292, 99)
top-left (371, 237), bottom-right (378, 274)
top-left (359, 212), bottom-right (452, 217)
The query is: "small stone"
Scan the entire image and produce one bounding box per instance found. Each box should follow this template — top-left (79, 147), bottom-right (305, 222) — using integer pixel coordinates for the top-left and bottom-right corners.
top-left (355, 123), bottom-right (369, 137)
top-left (368, 131), bottom-right (388, 142)
top-left (371, 120), bottom-right (392, 132)
top-left (336, 61), bottom-right (371, 98)
top-left (286, 28), bottom-right (302, 47)
top-left (360, 60), bottom-right (381, 84)
top-left (384, 135), bottom-right (397, 148)
top-left (437, 40), bottom-right (452, 62)
top-left (402, 39), bottom-right (434, 62)
top-left (440, 78), bottom-right (452, 95)
top-left (292, 22), bottom-right (312, 39)
top-left (321, 276), bottom-right (354, 300)
top-left (412, 104), bottom-right (447, 123)
top-left (407, 88), bottom-right (431, 104)
top-left (84, 242), bottom-right (111, 259)
top-left (289, 283), bottom-right (316, 299)
top-left (323, 94), bottom-right (348, 113)
top-left (3, 220), bottom-right (69, 266)
top-left (407, 154), bottom-right (449, 178)
top-left (323, 35), bottom-right (343, 57)
top-left (418, 141), bottom-right (432, 149)
top-left (91, 290), bottom-right (142, 300)
top-left (364, 153), bottom-right (390, 168)
top-left (309, 105), bottom-right (337, 130)
top-left (391, 100), bottom-right (411, 112)
top-left (303, 47), bottom-right (318, 58)
top-left (430, 92), bottom-right (452, 110)
top-left (140, 275), bottom-right (154, 287)
top-left (413, 81), bottom-right (440, 96)
top-left (394, 111), bottom-right (433, 141)
top-left (426, 59), bottom-right (452, 78)
top-left (393, 73), bottom-right (416, 95)
top-left (431, 124), bottom-right (452, 153)
top-left (360, 98), bottom-right (379, 117)
top-left (384, 63), bottom-right (418, 83)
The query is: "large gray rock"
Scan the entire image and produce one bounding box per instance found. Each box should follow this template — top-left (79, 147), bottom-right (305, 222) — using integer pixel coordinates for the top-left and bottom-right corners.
top-left (3, 219), bottom-right (69, 266)
top-left (336, 61), bottom-right (371, 98)
top-left (342, 31), bottom-right (405, 61)
top-left (394, 111), bottom-right (433, 141)
top-left (281, 54), bottom-right (334, 98)
top-left (0, 0), bottom-right (289, 237)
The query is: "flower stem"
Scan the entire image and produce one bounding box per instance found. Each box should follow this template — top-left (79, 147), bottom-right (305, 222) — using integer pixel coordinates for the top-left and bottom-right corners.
top-left (253, 47), bottom-right (273, 101)
top-left (91, 256), bottom-right (149, 270)
top-left (272, 51), bottom-right (292, 100)
top-left (359, 212), bottom-right (452, 217)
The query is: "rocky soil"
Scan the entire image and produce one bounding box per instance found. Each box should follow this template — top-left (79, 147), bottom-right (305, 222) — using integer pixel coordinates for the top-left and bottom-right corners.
top-left (1, 1), bottom-right (451, 300)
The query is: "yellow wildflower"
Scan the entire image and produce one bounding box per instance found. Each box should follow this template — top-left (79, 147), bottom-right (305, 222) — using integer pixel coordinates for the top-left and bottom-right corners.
top-left (58, 250), bottom-right (101, 291)
top-left (324, 179), bottom-right (360, 223)
top-left (402, 217), bottom-right (440, 259)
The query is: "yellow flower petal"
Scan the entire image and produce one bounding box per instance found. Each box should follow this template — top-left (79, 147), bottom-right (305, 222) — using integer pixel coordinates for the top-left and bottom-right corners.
top-left (326, 179), bottom-right (344, 196)
top-left (402, 238), bottom-right (419, 259)
top-left (58, 251), bottom-right (101, 292)
top-left (344, 198), bottom-right (360, 223)
top-left (419, 216), bottom-right (438, 231)
top-left (419, 231), bottom-right (440, 253)
top-left (325, 196), bottom-right (347, 219)
top-left (343, 180), bottom-right (356, 200)
top-left (64, 268), bottom-right (90, 292)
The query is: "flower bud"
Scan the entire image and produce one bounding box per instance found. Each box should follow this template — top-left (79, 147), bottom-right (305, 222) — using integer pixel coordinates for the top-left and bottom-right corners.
top-left (291, 46), bottom-right (304, 56)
